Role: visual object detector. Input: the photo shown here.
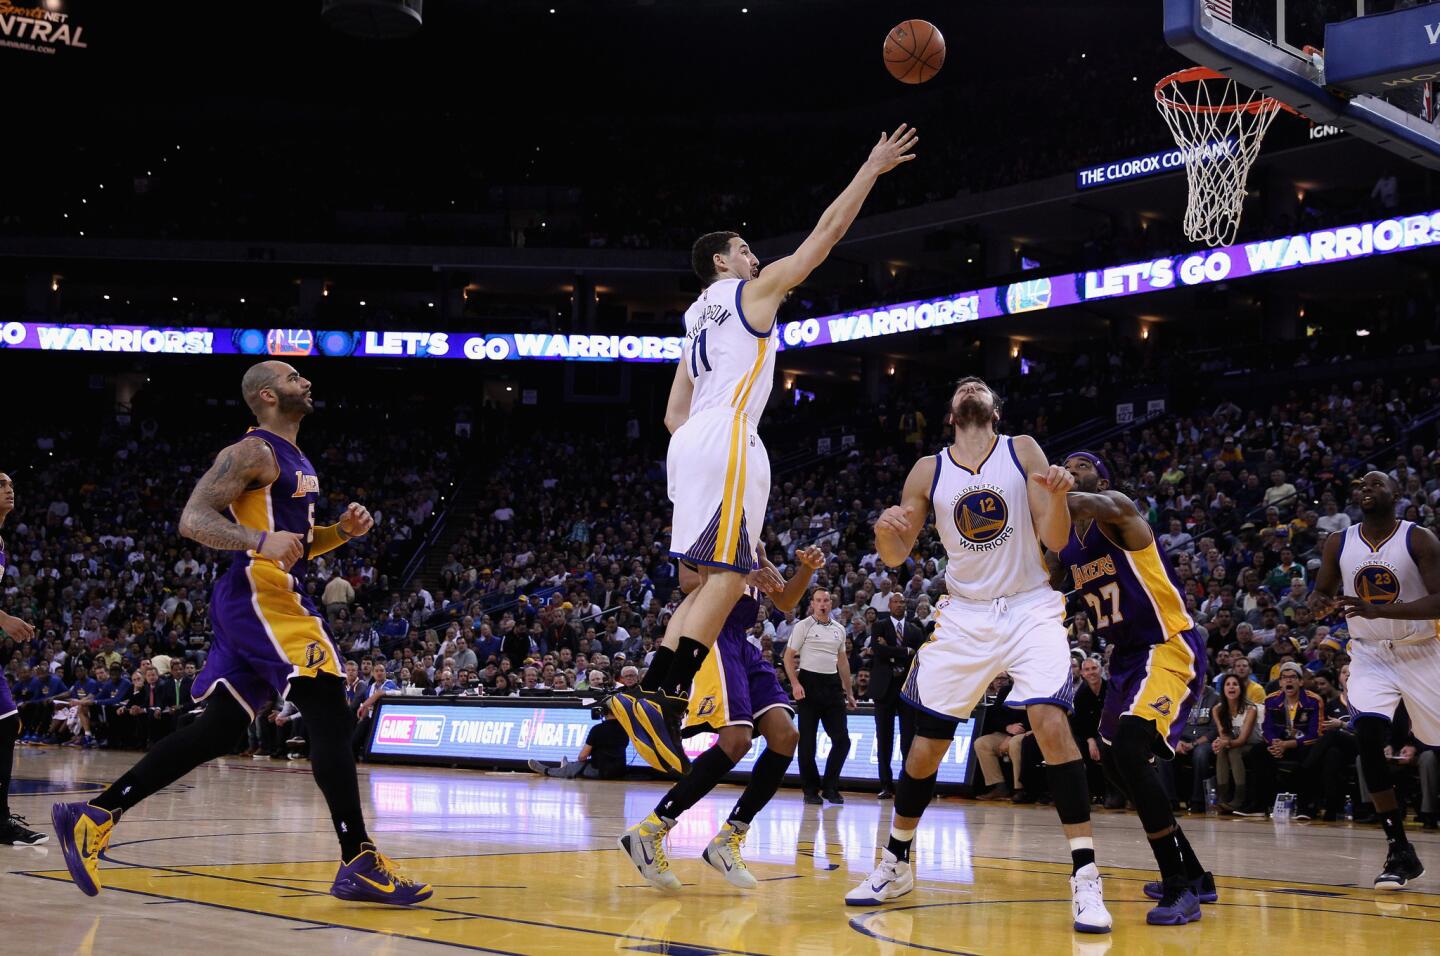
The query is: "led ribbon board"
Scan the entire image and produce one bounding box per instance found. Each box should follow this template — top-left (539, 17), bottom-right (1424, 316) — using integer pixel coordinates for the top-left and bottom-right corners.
top-left (5, 209), bottom-right (1438, 361)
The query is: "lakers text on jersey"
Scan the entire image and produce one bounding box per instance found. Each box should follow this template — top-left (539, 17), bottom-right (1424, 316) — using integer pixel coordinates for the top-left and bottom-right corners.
top-left (191, 429), bottom-right (343, 718)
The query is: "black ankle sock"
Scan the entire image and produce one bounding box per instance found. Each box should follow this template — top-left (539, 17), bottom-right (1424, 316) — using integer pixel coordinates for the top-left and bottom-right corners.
top-left (729, 748), bottom-right (792, 825)
top-left (1148, 831), bottom-right (1186, 883)
top-left (662, 637), bottom-right (709, 695)
top-left (1382, 807), bottom-right (1409, 846)
top-left (654, 745), bottom-right (737, 821)
top-left (1070, 847), bottom-right (1096, 873)
top-left (1173, 826), bottom-right (1205, 880)
top-left (641, 647), bottom-right (675, 693)
top-left (886, 831), bottom-right (914, 862)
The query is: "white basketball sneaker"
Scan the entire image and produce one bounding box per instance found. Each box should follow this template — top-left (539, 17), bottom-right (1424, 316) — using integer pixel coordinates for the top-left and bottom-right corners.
top-left (1070, 863), bottom-right (1113, 934)
top-left (619, 814), bottom-right (682, 891)
top-left (845, 849), bottom-right (915, 905)
top-left (703, 821), bottom-right (758, 890)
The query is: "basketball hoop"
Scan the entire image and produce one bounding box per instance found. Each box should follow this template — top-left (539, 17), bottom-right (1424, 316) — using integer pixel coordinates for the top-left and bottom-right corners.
top-left (1155, 66), bottom-right (1293, 247)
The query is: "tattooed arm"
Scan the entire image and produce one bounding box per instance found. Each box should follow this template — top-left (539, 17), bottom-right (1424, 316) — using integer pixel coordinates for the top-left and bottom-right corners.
top-left (179, 439), bottom-right (302, 568)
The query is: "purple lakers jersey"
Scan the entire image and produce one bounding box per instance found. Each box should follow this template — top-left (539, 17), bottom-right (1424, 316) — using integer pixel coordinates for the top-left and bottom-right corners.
top-left (724, 587), bottom-right (762, 641)
top-left (0, 535), bottom-right (7, 581)
top-left (229, 428), bottom-right (321, 577)
top-left (1060, 519), bottom-right (1194, 650)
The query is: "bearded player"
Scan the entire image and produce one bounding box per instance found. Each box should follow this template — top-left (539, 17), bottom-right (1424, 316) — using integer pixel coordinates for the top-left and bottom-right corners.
top-left (847, 377), bottom-right (1111, 935)
top-left (52, 361), bottom-right (431, 904)
top-left (620, 545), bottom-right (823, 890)
top-left (0, 472), bottom-right (47, 846)
top-left (1056, 452), bottom-right (1214, 925)
top-left (608, 125), bottom-right (919, 775)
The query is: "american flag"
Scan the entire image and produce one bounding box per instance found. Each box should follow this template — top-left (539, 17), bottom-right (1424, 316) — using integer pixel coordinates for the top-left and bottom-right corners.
top-left (1205, 0), bottom-right (1233, 22)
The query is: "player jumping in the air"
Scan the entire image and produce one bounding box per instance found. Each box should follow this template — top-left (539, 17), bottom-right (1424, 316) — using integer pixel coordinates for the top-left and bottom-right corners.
top-left (607, 126), bottom-right (919, 775)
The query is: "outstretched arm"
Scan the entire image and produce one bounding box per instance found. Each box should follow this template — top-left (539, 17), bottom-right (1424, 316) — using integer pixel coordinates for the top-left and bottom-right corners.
top-left (741, 125), bottom-right (919, 330)
top-left (772, 546), bottom-right (825, 614)
top-left (874, 456), bottom-right (937, 568)
top-left (1068, 489), bottom-right (1153, 551)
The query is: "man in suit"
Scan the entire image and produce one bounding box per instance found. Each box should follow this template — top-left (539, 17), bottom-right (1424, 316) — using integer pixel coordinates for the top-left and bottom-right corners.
top-left (869, 592), bottom-right (925, 799)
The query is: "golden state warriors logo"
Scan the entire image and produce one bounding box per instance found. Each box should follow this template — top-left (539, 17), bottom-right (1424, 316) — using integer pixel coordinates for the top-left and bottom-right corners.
top-left (1354, 564), bottom-right (1400, 605)
top-left (950, 484), bottom-right (1014, 553)
top-left (304, 641), bottom-right (328, 668)
top-left (696, 696), bottom-right (718, 718)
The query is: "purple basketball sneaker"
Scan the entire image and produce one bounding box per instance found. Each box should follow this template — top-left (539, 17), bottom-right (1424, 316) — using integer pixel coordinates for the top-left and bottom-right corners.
top-left (330, 844), bottom-right (433, 905)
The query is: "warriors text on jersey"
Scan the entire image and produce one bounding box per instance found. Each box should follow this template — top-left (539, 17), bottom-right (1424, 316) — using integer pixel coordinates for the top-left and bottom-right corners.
top-left (680, 277), bottom-right (777, 425)
top-left (1059, 517), bottom-right (1196, 649)
top-left (668, 278), bottom-right (776, 573)
top-left (1339, 520), bottom-right (1438, 645)
top-left (931, 435), bottom-right (1048, 602)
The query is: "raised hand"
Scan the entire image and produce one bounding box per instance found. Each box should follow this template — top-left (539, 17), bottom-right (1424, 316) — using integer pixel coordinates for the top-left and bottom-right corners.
top-left (1030, 465), bottom-right (1075, 495)
top-left (865, 123), bottom-right (919, 176)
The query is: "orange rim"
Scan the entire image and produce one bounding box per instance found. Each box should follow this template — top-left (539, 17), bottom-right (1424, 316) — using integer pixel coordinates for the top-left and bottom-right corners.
top-left (1154, 66), bottom-right (1297, 116)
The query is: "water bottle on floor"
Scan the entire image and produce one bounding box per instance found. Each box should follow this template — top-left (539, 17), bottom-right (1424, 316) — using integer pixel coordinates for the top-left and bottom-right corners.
top-left (1205, 779), bottom-right (1218, 816)
top-left (1343, 796), bottom-right (1353, 822)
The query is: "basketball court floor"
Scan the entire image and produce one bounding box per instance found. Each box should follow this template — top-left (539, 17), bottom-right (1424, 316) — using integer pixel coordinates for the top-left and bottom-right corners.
top-left (3, 747), bottom-right (1436, 955)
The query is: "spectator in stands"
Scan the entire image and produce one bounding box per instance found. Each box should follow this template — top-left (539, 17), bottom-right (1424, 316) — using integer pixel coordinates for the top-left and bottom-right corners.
top-left (971, 675), bottom-right (1019, 801)
top-left (1212, 674), bottom-right (1261, 814)
top-left (354, 663), bottom-right (399, 758)
top-left (1168, 680), bottom-right (1220, 812)
top-left (1258, 663), bottom-right (1324, 818)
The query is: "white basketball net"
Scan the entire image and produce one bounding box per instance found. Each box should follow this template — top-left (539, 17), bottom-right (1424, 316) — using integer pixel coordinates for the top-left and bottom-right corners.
top-left (1155, 69), bottom-right (1286, 247)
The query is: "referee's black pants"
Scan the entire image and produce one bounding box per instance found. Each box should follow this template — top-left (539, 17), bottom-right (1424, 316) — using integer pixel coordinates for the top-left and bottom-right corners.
top-left (873, 689), bottom-right (915, 790)
top-left (797, 670), bottom-right (850, 794)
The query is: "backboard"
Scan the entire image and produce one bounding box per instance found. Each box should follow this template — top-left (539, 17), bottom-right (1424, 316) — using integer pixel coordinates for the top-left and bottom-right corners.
top-left (1164, 0), bottom-right (1440, 170)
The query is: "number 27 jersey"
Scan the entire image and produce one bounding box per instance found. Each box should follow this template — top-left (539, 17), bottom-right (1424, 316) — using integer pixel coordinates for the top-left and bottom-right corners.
top-left (681, 277), bottom-right (777, 425)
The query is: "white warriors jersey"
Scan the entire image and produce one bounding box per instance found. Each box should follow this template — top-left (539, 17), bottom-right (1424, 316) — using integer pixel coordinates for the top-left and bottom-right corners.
top-left (932, 434), bottom-right (1050, 602)
top-left (680, 277), bottom-right (777, 424)
top-left (1338, 520), bottom-right (1438, 645)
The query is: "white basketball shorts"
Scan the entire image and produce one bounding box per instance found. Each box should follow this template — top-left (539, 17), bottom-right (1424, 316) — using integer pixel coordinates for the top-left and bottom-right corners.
top-left (1347, 637), bottom-right (1440, 746)
top-left (901, 585), bottom-right (1075, 724)
top-left (668, 405), bottom-right (770, 573)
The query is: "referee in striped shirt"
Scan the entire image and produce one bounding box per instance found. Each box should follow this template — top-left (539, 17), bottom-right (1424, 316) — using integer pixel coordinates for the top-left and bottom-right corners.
top-left (783, 588), bottom-right (855, 805)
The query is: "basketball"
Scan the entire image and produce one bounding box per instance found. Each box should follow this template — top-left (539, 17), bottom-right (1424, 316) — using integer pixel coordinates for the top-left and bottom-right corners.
top-left (883, 19), bottom-right (945, 84)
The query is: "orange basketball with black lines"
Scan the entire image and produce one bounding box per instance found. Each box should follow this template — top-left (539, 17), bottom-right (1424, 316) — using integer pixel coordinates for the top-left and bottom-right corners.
top-left (884, 19), bottom-right (945, 85)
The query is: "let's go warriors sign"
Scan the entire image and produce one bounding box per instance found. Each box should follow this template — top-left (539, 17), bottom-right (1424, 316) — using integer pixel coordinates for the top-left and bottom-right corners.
top-left (0, 0), bottom-right (87, 56)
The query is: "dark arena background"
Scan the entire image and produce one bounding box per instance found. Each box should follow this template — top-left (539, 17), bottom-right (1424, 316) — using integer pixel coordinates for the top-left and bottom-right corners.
top-left (3, 1), bottom-right (1440, 954)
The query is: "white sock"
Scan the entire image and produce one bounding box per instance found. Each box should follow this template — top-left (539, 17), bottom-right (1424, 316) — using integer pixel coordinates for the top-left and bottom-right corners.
top-left (890, 826), bottom-right (917, 842)
top-left (1069, 836), bottom-right (1095, 852)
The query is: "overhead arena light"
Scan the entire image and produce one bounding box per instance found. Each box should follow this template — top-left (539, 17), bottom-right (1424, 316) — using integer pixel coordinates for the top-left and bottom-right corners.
top-left (321, 0), bottom-right (423, 39)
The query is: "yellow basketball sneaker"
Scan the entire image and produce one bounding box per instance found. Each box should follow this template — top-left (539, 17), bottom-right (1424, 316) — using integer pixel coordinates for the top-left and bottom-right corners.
top-left (51, 802), bottom-right (115, 896)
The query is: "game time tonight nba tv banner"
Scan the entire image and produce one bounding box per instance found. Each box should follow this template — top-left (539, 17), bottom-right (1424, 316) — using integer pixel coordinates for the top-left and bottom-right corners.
top-left (366, 699), bottom-right (976, 786)
top-left (5, 208), bottom-right (1439, 362)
